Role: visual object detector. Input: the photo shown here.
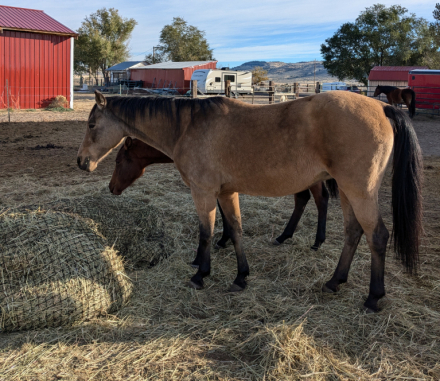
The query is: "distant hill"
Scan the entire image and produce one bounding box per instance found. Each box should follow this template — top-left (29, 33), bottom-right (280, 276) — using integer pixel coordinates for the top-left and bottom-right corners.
top-left (232, 61), bottom-right (345, 83)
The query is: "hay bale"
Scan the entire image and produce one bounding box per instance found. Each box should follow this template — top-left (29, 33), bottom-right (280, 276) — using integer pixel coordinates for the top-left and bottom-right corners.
top-left (0, 210), bottom-right (132, 332)
top-left (48, 195), bottom-right (173, 268)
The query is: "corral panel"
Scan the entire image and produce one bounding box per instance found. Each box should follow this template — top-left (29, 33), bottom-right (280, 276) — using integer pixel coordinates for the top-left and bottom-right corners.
top-left (0, 30), bottom-right (71, 109)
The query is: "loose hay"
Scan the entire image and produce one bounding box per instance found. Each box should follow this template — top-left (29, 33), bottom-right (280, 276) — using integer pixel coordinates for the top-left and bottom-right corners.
top-left (0, 209), bottom-right (132, 332)
top-left (46, 195), bottom-right (174, 268)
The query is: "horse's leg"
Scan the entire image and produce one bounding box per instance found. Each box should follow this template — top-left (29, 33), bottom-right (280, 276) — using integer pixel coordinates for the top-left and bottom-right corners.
top-left (349, 197), bottom-right (389, 313)
top-left (324, 190), bottom-right (389, 313)
top-left (191, 201), bottom-right (231, 268)
top-left (323, 190), bottom-right (363, 293)
top-left (310, 182), bottom-right (329, 251)
top-left (216, 201), bottom-right (232, 249)
top-left (188, 188), bottom-right (217, 289)
top-left (274, 189), bottom-right (311, 245)
top-left (218, 192), bottom-right (249, 291)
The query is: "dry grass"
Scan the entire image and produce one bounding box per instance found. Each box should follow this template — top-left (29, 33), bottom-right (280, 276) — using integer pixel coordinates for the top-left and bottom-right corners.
top-left (0, 156), bottom-right (439, 379)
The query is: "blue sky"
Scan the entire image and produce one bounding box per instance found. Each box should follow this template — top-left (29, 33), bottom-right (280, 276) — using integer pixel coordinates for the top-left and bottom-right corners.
top-left (4, 0), bottom-right (437, 67)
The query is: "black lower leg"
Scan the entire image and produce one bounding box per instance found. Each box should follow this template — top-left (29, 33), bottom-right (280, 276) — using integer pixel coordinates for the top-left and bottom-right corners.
top-left (324, 217), bottom-right (363, 292)
top-left (364, 221), bottom-right (389, 312)
top-left (190, 222), bottom-right (212, 289)
top-left (311, 185), bottom-right (329, 250)
top-left (275, 190), bottom-right (310, 244)
top-left (216, 201), bottom-right (231, 249)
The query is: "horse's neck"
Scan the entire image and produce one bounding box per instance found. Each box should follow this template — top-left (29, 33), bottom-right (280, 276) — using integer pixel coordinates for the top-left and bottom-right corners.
top-left (129, 107), bottom-right (184, 160)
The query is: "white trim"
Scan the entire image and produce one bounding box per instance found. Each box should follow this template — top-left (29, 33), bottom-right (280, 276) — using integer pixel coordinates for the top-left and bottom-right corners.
top-left (70, 37), bottom-right (74, 109)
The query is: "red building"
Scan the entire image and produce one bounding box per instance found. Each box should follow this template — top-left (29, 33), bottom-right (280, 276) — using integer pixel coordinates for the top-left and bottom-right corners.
top-left (0, 6), bottom-right (77, 109)
top-left (408, 69), bottom-right (440, 111)
top-left (130, 61), bottom-right (217, 94)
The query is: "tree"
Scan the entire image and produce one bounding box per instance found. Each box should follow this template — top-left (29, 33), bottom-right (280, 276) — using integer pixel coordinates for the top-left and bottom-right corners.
top-left (147, 17), bottom-right (213, 62)
top-left (75, 8), bottom-right (137, 83)
top-left (321, 4), bottom-right (435, 85)
top-left (423, 3), bottom-right (440, 68)
top-left (252, 66), bottom-right (269, 84)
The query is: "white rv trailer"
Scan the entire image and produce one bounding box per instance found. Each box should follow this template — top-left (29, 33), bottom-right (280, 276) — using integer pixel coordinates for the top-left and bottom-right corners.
top-left (190, 69), bottom-right (253, 95)
top-left (321, 82), bottom-right (347, 92)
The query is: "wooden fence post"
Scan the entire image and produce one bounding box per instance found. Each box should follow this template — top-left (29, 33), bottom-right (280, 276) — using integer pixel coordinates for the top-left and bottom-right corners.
top-left (294, 82), bottom-right (299, 99)
top-left (191, 80), bottom-right (198, 98)
top-left (315, 81), bottom-right (320, 94)
top-left (225, 80), bottom-right (231, 97)
top-left (269, 80), bottom-right (275, 104)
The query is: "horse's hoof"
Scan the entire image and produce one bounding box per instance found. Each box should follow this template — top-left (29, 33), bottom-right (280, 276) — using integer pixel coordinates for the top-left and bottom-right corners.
top-left (189, 261), bottom-right (199, 269)
top-left (228, 283), bottom-right (245, 292)
top-left (322, 284), bottom-right (337, 293)
top-left (188, 281), bottom-right (203, 290)
top-left (215, 243), bottom-right (226, 250)
top-left (310, 245), bottom-right (319, 251)
top-left (363, 305), bottom-right (379, 314)
top-left (272, 239), bottom-right (281, 246)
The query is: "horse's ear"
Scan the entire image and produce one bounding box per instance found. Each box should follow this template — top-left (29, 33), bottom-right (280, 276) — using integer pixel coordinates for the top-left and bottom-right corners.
top-left (124, 137), bottom-right (133, 150)
top-left (95, 90), bottom-right (107, 110)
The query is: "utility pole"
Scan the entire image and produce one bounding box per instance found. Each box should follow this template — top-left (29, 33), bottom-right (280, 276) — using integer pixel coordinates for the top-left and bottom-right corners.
top-left (152, 46), bottom-right (161, 64)
top-left (314, 59), bottom-right (316, 87)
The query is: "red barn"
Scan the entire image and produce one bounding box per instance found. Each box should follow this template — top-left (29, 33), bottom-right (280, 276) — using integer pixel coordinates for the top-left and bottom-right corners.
top-left (130, 61), bottom-right (217, 94)
top-left (408, 69), bottom-right (440, 111)
top-left (0, 6), bottom-right (77, 109)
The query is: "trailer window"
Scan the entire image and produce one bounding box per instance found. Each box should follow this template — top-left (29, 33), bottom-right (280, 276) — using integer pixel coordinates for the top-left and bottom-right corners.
top-left (215, 77), bottom-right (221, 82)
top-left (224, 75), bottom-right (235, 83)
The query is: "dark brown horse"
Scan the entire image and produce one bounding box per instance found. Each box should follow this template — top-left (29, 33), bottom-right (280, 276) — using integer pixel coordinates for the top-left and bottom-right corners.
top-left (78, 91), bottom-right (423, 313)
top-left (109, 137), bottom-right (338, 252)
top-left (374, 85), bottom-right (416, 118)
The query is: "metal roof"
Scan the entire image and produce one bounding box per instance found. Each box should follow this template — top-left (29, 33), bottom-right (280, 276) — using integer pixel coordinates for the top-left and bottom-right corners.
top-left (368, 66), bottom-right (429, 81)
top-left (107, 61), bottom-right (147, 71)
top-left (136, 61), bottom-right (217, 69)
top-left (409, 69), bottom-right (440, 75)
top-left (0, 5), bottom-right (77, 36)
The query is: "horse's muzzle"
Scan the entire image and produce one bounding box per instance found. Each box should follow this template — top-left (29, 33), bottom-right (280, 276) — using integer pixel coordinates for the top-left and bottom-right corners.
top-left (77, 156), bottom-right (90, 171)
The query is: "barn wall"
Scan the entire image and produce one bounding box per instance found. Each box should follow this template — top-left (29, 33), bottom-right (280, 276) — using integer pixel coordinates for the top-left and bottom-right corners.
top-left (0, 30), bottom-right (71, 109)
top-left (367, 80), bottom-right (408, 100)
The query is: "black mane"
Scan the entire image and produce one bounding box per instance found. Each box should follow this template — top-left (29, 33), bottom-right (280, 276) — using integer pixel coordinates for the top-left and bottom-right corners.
top-left (103, 96), bottom-right (226, 132)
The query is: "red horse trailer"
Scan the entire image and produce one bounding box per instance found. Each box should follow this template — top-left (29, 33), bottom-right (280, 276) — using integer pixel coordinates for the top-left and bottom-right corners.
top-left (408, 69), bottom-right (440, 111)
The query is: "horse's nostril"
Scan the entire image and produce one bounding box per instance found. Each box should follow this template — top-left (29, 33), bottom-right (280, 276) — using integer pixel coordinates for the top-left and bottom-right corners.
top-left (77, 157), bottom-right (81, 167)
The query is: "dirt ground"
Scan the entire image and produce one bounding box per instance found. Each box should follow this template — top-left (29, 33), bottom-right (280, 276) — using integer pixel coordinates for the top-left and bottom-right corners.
top-left (0, 94), bottom-right (440, 380)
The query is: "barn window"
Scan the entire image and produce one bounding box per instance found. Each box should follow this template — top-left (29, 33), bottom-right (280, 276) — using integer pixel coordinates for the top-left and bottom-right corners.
top-left (412, 76), bottom-right (415, 80)
top-left (215, 77), bottom-right (221, 82)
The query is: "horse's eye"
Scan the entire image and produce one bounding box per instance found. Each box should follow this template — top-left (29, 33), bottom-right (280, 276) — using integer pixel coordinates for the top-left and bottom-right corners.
top-left (116, 160), bottom-right (121, 165)
top-left (89, 123), bottom-right (95, 129)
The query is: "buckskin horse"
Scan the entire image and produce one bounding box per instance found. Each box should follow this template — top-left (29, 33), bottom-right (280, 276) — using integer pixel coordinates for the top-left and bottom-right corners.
top-left (109, 137), bottom-right (338, 251)
top-left (374, 85), bottom-right (416, 118)
top-left (78, 90), bottom-right (423, 313)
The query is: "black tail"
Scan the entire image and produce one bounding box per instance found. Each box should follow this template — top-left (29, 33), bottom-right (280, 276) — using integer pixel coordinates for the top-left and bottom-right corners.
top-left (409, 89), bottom-right (416, 118)
top-left (325, 179), bottom-right (339, 198)
top-left (384, 105), bottom-right (423, 273)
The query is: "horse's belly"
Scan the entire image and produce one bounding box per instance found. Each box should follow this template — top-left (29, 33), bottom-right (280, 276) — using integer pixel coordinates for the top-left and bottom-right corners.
top-left (221, 169), bottom-right (330, 197)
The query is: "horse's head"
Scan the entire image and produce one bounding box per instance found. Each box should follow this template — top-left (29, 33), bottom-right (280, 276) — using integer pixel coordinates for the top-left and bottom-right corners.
top-left (109, 137), bottom-right (146, 195)
top-left (373, 86), bottom-right (381, 97)
top-left (77, 91), bottom-right (126, 172)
